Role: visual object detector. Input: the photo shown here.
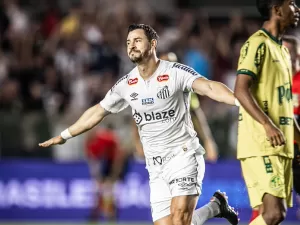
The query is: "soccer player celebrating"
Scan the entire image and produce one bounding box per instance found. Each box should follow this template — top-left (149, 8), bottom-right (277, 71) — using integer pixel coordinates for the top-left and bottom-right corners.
top-left (133, 52), bottom-right (218, 163)
top-left (234, 1), bottom-right (300, 225)
top-left (39, 24), bottom-right (239, 225)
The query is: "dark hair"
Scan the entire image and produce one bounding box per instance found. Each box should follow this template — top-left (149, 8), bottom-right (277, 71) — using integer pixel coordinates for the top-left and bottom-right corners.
top-left (256, 0), bottom-right (285, 20)
top-left (127, 24), bottom-right (159, 42)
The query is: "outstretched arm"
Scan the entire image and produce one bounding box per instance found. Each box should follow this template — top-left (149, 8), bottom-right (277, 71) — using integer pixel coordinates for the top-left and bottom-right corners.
top-left (39, 104), bottom-right (110, 147)
top-left (192, 78), bottom-right (238, 106)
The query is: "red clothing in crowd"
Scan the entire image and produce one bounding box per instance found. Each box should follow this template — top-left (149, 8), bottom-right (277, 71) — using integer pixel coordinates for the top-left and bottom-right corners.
top-left (86, 129), bottom-right (119, 161)
top-left (293, 71), bottom-right (300, 116)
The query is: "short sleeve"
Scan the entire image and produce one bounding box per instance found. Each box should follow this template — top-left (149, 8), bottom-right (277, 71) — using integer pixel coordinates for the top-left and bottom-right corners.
top-left (237, 38), bottom-right (267, 80)
top-left (173, 63), bottom-right (204, 92)
top-left (99, 77), bottom-right (129, 113)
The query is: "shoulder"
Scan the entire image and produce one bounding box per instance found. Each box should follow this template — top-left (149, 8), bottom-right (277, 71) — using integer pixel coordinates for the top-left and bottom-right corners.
top-left (241, 30), bottom-right (268, 52)
top-left (249, 30), bottom-right (269, 44)
top-left (170, 62), bottom-right (200, 76)
top-left (111, 67), bottom-right (138, 92)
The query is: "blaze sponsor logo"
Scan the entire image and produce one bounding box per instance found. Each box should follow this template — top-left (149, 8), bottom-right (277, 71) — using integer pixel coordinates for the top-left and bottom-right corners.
top-left (132, 110), bottom-right (142, 124)
top-left (157, 74), bottom-right (169, 82)
top-left (132, 109), bottom-right (176, 124)
top-left (128, 78), bottom-right (138, 85)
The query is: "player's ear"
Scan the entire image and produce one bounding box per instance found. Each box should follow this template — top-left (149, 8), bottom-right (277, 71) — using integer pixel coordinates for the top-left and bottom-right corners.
top-left (151, 39), bottom-right (157, 49)
top-left (273, 5), bottom-right (282, 17)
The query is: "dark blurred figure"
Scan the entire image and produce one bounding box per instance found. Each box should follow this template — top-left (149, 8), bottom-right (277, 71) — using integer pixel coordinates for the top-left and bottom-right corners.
top-left (85, 123), bottom-right (128, 222)
top-left (0, 78), bottom-right (23, 157)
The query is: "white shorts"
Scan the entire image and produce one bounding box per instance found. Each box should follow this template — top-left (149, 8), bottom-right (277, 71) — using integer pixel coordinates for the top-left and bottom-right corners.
top-left (146, 146), bottom-right (205, 222)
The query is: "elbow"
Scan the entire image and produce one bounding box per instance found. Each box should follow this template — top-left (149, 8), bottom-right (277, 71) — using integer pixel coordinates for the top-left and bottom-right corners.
top-left (234, 88), bottom-right (243, 100)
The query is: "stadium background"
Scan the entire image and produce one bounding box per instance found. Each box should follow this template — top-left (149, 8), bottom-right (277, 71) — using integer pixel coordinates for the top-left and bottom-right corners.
top-left (0, 0), bottom-right (299, 224)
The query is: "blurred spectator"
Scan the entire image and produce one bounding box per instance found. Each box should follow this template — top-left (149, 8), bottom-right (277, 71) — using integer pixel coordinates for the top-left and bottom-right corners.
top-left (0, 78), bottom-right (23, 158)
top-left (85, 123), bottom-right (129, 222)
top-left (40, 4), bottom-right (60, 39)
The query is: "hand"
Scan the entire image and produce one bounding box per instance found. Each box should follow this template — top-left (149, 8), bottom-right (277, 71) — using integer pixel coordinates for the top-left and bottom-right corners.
top-left (204, 139), bottom-right (218, 163)
top-left (39, 135), bottom-right (66, 147)
top-left (263, 121), bottom-right (286, 147)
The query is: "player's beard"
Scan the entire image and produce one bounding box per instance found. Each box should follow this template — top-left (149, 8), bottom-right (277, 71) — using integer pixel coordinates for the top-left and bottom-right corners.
top-left (129, 48), bottom-right (151, 64)
top-left (289, 11), bottom-right (299, 28)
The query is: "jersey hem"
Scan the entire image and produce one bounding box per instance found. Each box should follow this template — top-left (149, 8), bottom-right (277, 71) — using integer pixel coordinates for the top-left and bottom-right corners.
top-left (237, 155), bottom-right (293, 160)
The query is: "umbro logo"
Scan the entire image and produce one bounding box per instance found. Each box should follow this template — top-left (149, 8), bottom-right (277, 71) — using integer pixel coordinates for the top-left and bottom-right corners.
top-left (272, 59), bottom-right (280, 63)
top-left (130, 92), bottom-right (138, 101)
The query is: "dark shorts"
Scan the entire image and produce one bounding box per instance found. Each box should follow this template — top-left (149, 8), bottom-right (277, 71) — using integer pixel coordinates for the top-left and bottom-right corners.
top-left (293, 143), bottom-right (300, 195)
top-left (88, 156), bottom-right (130, 181)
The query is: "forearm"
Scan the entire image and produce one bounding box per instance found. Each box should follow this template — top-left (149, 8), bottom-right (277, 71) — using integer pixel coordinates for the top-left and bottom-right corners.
top-left (234, 88), bottom-right (271, 126)
top-left (194, 80), bottom-right (236, 105)
top-left (211, 81), bottom-right (236, 105)
top-left (193, 108), bottom-right (214, 142)
top-left (67, 104), bottom-right (108, 137)
top-left (132, 122), bottom-right (144, 158)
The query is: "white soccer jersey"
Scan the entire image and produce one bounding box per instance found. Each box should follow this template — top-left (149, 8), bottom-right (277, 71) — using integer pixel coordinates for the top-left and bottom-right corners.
top-left (100, 60), bottom-right (205, 158)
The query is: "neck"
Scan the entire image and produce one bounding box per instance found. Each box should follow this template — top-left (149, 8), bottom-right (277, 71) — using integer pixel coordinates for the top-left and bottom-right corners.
top-left (137, 55), bottom-right (160, 80)
top-left (262, 19), bottom-right (285, 42)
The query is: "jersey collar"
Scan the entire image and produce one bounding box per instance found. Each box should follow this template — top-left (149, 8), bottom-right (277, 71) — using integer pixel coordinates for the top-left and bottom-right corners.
top-left (137, 59), bottom-right (164, 81)
top-left (260, 28), bottom-right (282, 45)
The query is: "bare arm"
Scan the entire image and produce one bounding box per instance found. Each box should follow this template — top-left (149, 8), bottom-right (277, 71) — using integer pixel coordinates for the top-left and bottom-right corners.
top-left (39, 104), bottom-right (110, 147)
top-left (193, 107), bottom-right (214, 142)
top-left (234, 74), bottom-right (285, 147)
top-left (192, 107), bottom-right (218, 162)
top-left (192, 78), bottom-right (236, 105)
top-left (68, 104), bottom-right (109, 137)
top-left (234, 75), bottom-right (270, 125)
top-left (132, 120), bottom-right (145, 158)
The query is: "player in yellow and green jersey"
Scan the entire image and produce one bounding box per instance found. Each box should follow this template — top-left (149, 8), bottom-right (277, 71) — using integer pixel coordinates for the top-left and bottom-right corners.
top-left (234, 1), bottom-right (300, 225)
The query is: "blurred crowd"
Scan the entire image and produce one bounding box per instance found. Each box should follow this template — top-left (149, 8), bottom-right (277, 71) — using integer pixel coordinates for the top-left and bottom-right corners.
top-left (0, 0), bottom-right (298, 161)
